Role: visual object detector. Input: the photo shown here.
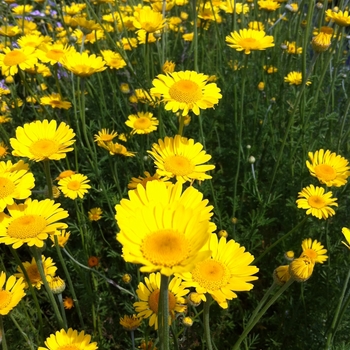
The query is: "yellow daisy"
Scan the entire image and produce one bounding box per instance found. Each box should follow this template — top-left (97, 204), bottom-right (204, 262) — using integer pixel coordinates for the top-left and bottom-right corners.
top-left (56, 170), bottom-right (75, 180)
top-left (125, 112), bottom-right (159, 134)
top-left (289, 256), bottom-right (314, 282)
top-left (179, 234), bottom-right (259, 308)
top-left (94, 129), bottom-right (118, 143)
top-left (38, 328), bottom-right (98, 350)
top-left (220, 0), bottom-right (250, 15)
top-left (63, 296), bottom-right (74, 309)
top-left (120, 315), bottom-right (142, 331)
top-left (341, 227), bottom-right (350, 250)
top-left (127, 171), bottom-right (168, 189)
top-left (50, 229), bottom-right (70, 248)
top-left (257, 0), bottom-right (281, 11)
top-left (325, 9), bottom-right (350, 27)
top-left (226, 29), bottom-right (275, 54)
top-left (58, 173), bottom-right (91, 200)
top-left (296, 184), bottom-right (338, 220)
top-left (148, 135), bottom-right (215, 183)
top-left (0, 198), bottom-right (69, 249)
top-left (10, 119), bottom-right (76, 162)
top-left (306, 149), bottom-right (350, 187)
top-left (15, 255), bottom-right (57, 290)
top-left (150, 70), bottom-right (222, 116)
top-left (300, 238), bottom-right (328, 264)
top-left (100, 50), bottom-right (127, 70)
top-left (0, 272), bottom-right (25, 315)
top-left (134, 272), bottom-right (189, 329)
top-left (115, 180), bottom-right (215, 276)
top-left (312, 26), bottom-right (333, 52)
top-left (88, 207), bottom-right (102, 221)
top-left (0, 142), bottom-right (8, 158)
top-left (284, 41), bottom-right (302, 55)
top-left (0, 25), bottom-right (21, 37)
top-left (11, 4), bottom-right (33, 14)
top-left (17, 34), bottom-right (51, 49)
top-left (273, 265), bottom-right (291, 286)
top-left (284, 71), bottom-right (311, 86)
top-left (40, 93), bottom-right (72, 110)
top-left (133, 6), bottom-right (166, 33)
top-left (37, 43), bottom-right (75, 65)
top-left (98, 141), bottom-right (136, 157)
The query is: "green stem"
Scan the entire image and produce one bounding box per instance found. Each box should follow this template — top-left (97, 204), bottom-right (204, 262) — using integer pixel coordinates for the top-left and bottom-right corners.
top-left (192, 0), bottom-right (198, 72)
top-left (43, 160), bottom-right (53, 199)
top-left (158, 274), bottom-right (169, 350)
top-left (10, 314), bottom-right (35, 350)
top-left (203, 294), bottom-right (213, 350)
top-left (0, 315), bottom-right (8, 350)
top-left (232, 279), bottom-right (294, 350)
top-left (57, 293), bottom-right (68, 330)
top-left (178, 115), bottom-right (185, 136)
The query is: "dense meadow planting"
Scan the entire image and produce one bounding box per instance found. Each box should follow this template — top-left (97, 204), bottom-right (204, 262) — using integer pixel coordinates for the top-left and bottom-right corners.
top-left (1, 0), bottom-right (350, 349)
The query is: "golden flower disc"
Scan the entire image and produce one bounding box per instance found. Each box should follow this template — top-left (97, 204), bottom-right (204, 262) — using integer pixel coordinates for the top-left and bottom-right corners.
top-left (169, 80), bottom-right (202, 103)
top-left (134, 117), bottom-right (152, 130)
top-left (8, 215), bottom-right (47, 239)
top-left (26, 265), bottom-right (41, 283)
top-left (164, 155), bottom-right (195, 176)
top-left (301, 249), bottom-right (318, 260)
top-left (67, 180), bottom-right (81, 191)
top-left (191, 259), bottom-right (230, 291)
top-left (0, 177), bottom-right (15, 198)
top-left (4, 51), bottom-right (26, 66)
top-left (29, 139), bottom-right (59, 158)
top-left (314, 164), bottom-right (336, 181)
top-left (148, 289), bottom-right (177, 313)
top-left (240, 37), bottom-right (259, 49)
top-left (0, 290), bottom-right (12, 309)
top-left (141, 230), bottom-right (190, 267)
top-left (308, 195), bottom-right (326, 209)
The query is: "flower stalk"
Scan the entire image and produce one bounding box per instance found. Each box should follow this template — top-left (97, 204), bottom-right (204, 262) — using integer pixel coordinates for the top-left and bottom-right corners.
top-left (158, 274), bottom-right (170, 350)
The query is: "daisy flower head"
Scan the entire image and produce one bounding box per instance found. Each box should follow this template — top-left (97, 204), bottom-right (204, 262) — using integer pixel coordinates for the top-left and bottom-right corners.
top-left (10, 119), bottom-right (76, 162)
top-left (133, 6), bottom-right (166, 33)
top-left (94, 128), bottom-right (118, 144)
top-left (258, 0), bottom-right (281, 11)
top-left (273, 265), bottom-right (291, 286)
top-left (120, 315), bottom-right (142, 331)
top-left (312, 26), bottom-right (333, 52)
top-left (49, 276), bottom-right (66, 294)
top-left (63, 296), bottom-right (74, 309)
top-left (0, 198), bottom-right (69, 249)
top-left (0, 272), bottom-right (25, 315)
top-left (148, 135), bottom-right (215, 183)
top-left (150, 70), bottom-right (222, 116)
top-left (38, 328), bottom-right (98, 350)
top-left (125, 112), bottom-right (159, 134)
top-left (226, 29), bottom-right (275, 54)
top-left (325, 9), bottom-right (350, 27)
top-left (296, 184), bottom-right (338, 220)
top-left (36, 43), bottom-right (75, 65)
top-left (50, 229), bottom-right (70, 247)
top-left (40, 93), bottom-right (72, 109)
top-left (289, 256), bottom-right (314, 282)
top-left (179, 234), bottom-right (259, 308)
top-left (0, 142), bottom-right (8, 158)
top-left (306, 149), bottom-right (350, 187)
top-left (58, 173), bottom-right (91, 200)
top-left (284, 71), bottom-right (311, 86)
top-left (115, 180), bottom-right (215, 276)
top-left (15, 255), bottom-right (57, 290)
top-left (133, 272), bottom-right (189, 329)
top-left (342, 227), bottom-right (350, 250)
top-left (98, 141), bottom-right (136, 157)
top-left (128, 171), bottom-right (167, 190)
top-left (300, 238), bottom-right (328, 264)
top-left (100, 50), bottom-right (127, 70)
top-left (88, 207), bottom-right (102, 221)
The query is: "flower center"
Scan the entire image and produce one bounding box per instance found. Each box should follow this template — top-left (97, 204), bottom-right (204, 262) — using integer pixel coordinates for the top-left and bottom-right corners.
top-left (27, 264), bottom-right (41, 283)
top-left (307, 195), bottom-right (326, 209)
top-left (57, 346), bottom-right (80, 350)
top-left (47, 49), bottom-right (65, 61)
top-left (164, 155), bottom-right (195, 176)
top-left (7, 215), bottom-right (47, 239)
top-left (314, 164), bottom-right (336, 181)
top-left (29, 139), bottom-right (60, 158)
top-left (301, 248), bottom-right (318, 260)
top-left (169, 80), bottom-right (202, 104)
top-left (240, 37), bottom-right (259, 49)
top-left (0, 290), bottom-right (12, 309)
top-left (3, 51), bottom-right (27, 66)
top-left (0, 177), bottom-right (15, 198)
top-left (191, 259), bottom-right (230, 291)
top-left (0, 146), bottom-right (7, 157)
top-left (148, 289), bottom-right (177, 313)
top-left (67, 180), bottom-right (81, 191)
top-left (134, 117), bottom-right (152, 130)
top-left (141, 229), bottom-right (190, 267)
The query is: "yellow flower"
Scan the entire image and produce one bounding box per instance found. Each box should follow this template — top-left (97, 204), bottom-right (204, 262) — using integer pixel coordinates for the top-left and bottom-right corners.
top-left (148, 135), bottom-right (215, 183)
top-left (50, 229), bottom-right (70, 247)
top-left (183, 316), bottom-right (193, 327)
top-left (122, 274), bottom-right (132, 283)
top-left (40, 93), bottom-right (72, 109)
top-left (300, 238), bottom-right (328, 264)
top-left (258, 0), bottom-right (281, 11)
top-left (273, 265), bottom-right (291, 286)
top-left (284, 71), bottom-right (311, 86)
top-left (38, 328), bottom-right (98, 350)
top-left (58, 173), bottom-right (91, 200)
top-left (12, 4), bottom-right (34, 14)
top-left (325, 9), bottom-right (350, 27)
top-left (37, 43), bottom-right (75, 65)
top-left (98, 141), bottom-right (136, 157)
top-left (49, 276), bottom-right (66, 294)
top-left (162, 60), bottom-right (176, 74)
top-left (61, 51), bottom-right (106, 77)
top-left (296, 184), bottom-right (338, 220)
top-left (63, 296), bottom-right (74, 309)
top-left (306, 149), bottom-right (350, 187)
top-left (17, 34), bottom-right (51, 49)
top-left (94, 129), bottom-right (118, 143)
top-left (220, 0), bottom-right (250, 14)
top-left (125, 112), bottom-right (159, 135)
top-left (342, 227), bottom-right (350, 250)
top-left (179, 234), bottom-right (259, 308)
top-left (0, 142), bottom-right (8, 158)
top-left (248, 21), bottom-right (265, 31)
top-left (0, 272), bottom-right (25, 315)
top-left (10, 120), bottom-right (75, 162)
top-left (134, 273), bottom-right (189, 329)
top-left (56, 170), bottom-right (75, 180)
top-left (312, 26), bottom-right (333, 52)
top-left (226, 29), bottom-right (275, 54)
top-left (120, 315), bottom-right (142, 331)
top-left (88, 207), bottom-right (103, 221)
top-left (133, 6), bottom-right (166, 33)
top-left (128, 171), bottom-right (169, 189)
top-left (0, 25), bottom-right (21, 37)
top-left (0, 46), bottom-right (38, 76)
top-left (264, 65), bottom-right (278, 74)
top-left (100, 50), bottom-right (127, 70)
top-left (115, 180), bottom-right (215, 276)
top-left (289, 256), bottom-right (314, 282)
top-left (284, 41), bottom-right (302, 54)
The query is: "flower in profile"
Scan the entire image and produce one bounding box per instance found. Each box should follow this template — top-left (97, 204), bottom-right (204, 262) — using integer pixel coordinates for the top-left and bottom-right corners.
top-left (273, 265), bottom-right (291, 286)
top-left (12, 4), bottom-right (33, 14)
top-left (58, 173), bottom-right (91, 200)
top-left (289, 256), bottom-right (314, 282)
top-left (150, 70), bottom-right (222, 116)
top-left (49, 276), bottom-right (66, 294)
top-left (325, 9), bottom-right (350, 27)
top-left (120, 315), bottom-right (142, 331)
top-left (312, 26), bottom-right (333, 52)
top-left (179, 234), bottom-right (259, 308)
top-left (342, 227), bottom-right (350, 250)
top-left (306, 149), bottom-right (350, 187)
top-left (148, 135), bottom-right (215, 183)
top-left (133, 6), bottom-right (166, 33)
top-left (125, 112), bottom-right (159, 135)
top-left (226, 29), bottom-right (275, 54)
top-left (220, 0), bottom-right (250, 14)
top-left (128, 171), bottom-right (167, 190)
top-left (50, 229), bottom-right (70, 247)
top-left (40, 93), bottom-right (72, 109)
top-left (60, 51), bottom-right (106, 77)
top-left (10, 120), bottom-right (76, 162)
top-left (162, 60), bottom-right (176, 74)
top-left (56, 170), bottom-right (75, 180)
top-left (0, 25), bottom-right (21, 37)
top-left (0, 142), bottom-right (8, 158)
top-left (88, 208), bottom-right (103, 221)
top-left (37, 43), bottom-right (75, 65)
top-left (100, 50), bottom-right (127, 70)
top-left (98, 141), bottom-right (136, 157)
top-left (0, 272), bottom-right (25, 315)
top-left (0, 198), bottom-right (69, 249)
top-left (38, 328), bottom-right (98, 350)
top-left (115, 180), bottom-right (215, 276)
top-left (188, 292), bottom-right (202, 306)
top-left (0, 46), bottom-right (38, 76)
top-left (258, 0), bottom-right (281, 11)
top-left (284, 71), bottom-right (311, 86)
top-left (63, 297), bottom-right (74, 309)
top-left (15, 255), bottom-right (57, 290)
top-left (296, 184), bottom-right (338, 220)
top-left (300, 238), bottom-right (328, 264)
top-left (94, 129), bottom-right (118, 143)
top-left (134, 273), bottom-right (189, 329)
